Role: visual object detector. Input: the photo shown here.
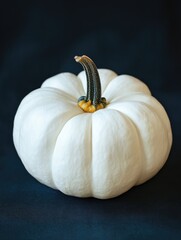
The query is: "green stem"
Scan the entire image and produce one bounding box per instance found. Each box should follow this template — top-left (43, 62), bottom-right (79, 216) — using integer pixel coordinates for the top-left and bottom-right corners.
top-left (74, 56), bottom-right (93, 102)
top-left (75, 55), bottom-right (104, 106)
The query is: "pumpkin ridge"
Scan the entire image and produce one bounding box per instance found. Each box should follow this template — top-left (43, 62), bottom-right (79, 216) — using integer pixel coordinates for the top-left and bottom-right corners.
top-left (107, 100), bottom-right (171, 184)
top-left (13, 87), bottom-right (82, 189)
top-left (133, 101), bottom-right (171, 184)
top-left (108, 108), bottom-right (146, 186)
top-left (42, 72), bottom-right (84, 99)
top-left (103, 75), bottom-right (151, 102)
top-left (50, 112), bottom-right (84, 189)
top-left (51, 112), bottom-right (85, 187)
top-left (119, 93), bottom-right (172, 149)
top-left (51, 113), bottom-right (93, 197)
top-left (42, 87), bottom-right (78, 103)
top-left (91, 109), bottom-right (143, 198)
top-left (90, 113), bottom-right (93, 197)
top-left (143, 97), bottom-right (172, 149)
top-left (139, 101), bottom-right (172, 159)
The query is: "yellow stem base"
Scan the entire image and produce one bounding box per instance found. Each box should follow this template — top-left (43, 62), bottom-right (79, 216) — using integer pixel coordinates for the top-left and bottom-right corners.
top-left (78, 100), bottom-right (105, 113)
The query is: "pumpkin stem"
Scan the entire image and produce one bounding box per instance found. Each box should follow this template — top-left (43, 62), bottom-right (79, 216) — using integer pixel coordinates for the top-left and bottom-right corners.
top-left (74, 55), bottom-right (93, 102)
top-left (75, 55), bottom-right (107, 113)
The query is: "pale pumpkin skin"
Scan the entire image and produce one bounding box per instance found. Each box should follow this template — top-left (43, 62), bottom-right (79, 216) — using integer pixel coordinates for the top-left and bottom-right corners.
top-left (13, 69), bottom-right (172, 199)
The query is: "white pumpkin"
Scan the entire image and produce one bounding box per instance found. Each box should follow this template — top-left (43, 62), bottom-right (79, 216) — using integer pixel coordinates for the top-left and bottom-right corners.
top-left (13, 55), bottom-right (172, 199)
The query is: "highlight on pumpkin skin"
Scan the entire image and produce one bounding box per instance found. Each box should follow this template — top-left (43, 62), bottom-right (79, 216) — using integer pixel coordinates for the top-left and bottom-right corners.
top-left (75, 55), bottom-right (107, 113)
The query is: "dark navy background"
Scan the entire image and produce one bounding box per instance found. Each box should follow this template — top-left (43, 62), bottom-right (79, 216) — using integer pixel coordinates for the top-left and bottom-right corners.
top-left (1, 0), bottom-right (181, 239)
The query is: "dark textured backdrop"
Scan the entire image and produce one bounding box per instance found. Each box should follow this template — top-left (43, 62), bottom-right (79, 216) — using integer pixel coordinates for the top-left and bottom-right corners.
top-left (1, 0), bottom-right (181, 239)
